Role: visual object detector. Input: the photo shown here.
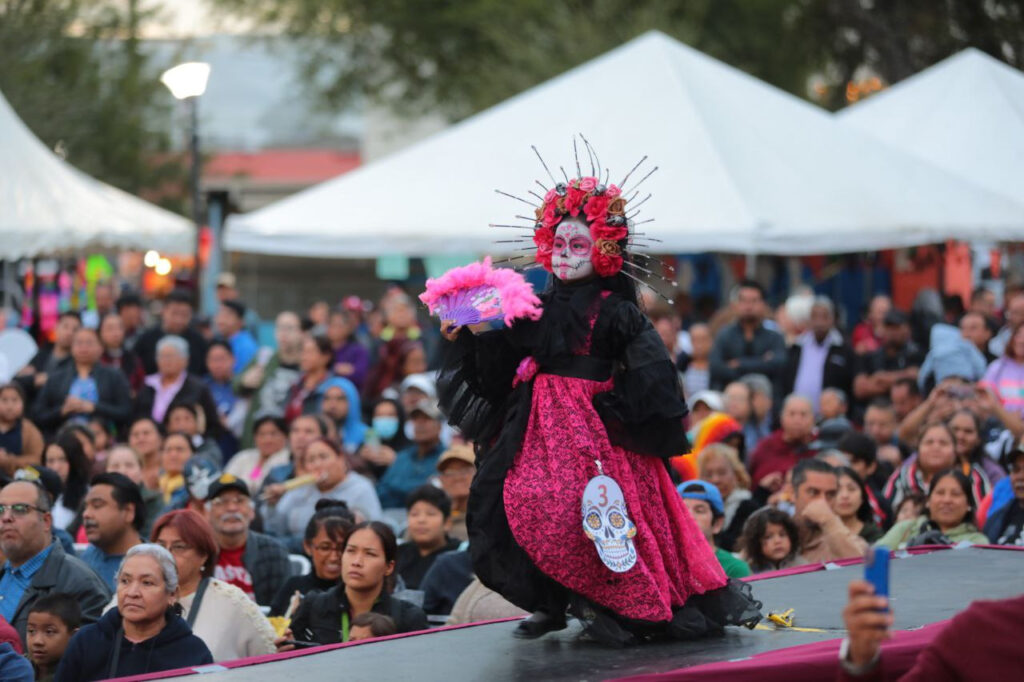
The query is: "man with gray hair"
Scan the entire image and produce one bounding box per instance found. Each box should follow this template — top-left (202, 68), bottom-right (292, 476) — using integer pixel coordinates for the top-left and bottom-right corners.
top-left (135, 335), bottom-right (220, 438)
top-left (748, 394), bottom-right (818, 494)
top-left (784, 296), bottom-right (854, 417)
top-left (134, 289), bottom-right (208, 376)
top-left (0, 480), bottom-right (110, 645)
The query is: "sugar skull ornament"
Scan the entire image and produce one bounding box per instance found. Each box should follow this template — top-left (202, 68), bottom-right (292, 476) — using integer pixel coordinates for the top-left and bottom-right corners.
top-left (582, 470), bottom-right (638, 573)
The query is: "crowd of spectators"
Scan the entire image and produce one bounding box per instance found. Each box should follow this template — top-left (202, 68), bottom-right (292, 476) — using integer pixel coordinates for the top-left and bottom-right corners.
top-left (0, 272), bottom-right (1021, 679)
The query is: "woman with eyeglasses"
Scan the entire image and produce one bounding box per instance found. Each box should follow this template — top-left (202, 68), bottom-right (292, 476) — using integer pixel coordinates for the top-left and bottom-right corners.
top-left (269, 499), bottom-right (355, 617)
top-left (147, 509), bottom-right (275, 662)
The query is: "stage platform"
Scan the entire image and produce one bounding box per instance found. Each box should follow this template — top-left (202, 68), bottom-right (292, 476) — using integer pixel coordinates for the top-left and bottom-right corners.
top-left (147, 546), bottom-right (1023, 682)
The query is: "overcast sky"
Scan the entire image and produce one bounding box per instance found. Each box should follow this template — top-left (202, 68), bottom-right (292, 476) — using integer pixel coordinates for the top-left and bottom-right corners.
top-left (139, 0), bottom-right (254, 38)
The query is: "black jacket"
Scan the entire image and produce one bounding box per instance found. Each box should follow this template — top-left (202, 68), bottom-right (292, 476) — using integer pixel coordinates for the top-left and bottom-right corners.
top-left (135, 373), bottom-right (222, 438)
top-left (709, 322), bottom-right (787, 390)
top-left (782, 333), bottom-right (856, 403)
top-left (54, 607), bottom-right (212, 681)
top-left (134, 325), bottom-right (209, 376)
top-left (2, 540), bottom-right (111, 644)
top-left (290, 584), bottom-right (428, 645)
top-left (32, 363), bottom-right (133, 433)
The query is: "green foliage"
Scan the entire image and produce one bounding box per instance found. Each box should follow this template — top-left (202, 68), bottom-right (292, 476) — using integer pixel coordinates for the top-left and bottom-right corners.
top-left (0, 0), bottom-right (185, 209)
top-left (210, 0), bottom-right (1024, 118)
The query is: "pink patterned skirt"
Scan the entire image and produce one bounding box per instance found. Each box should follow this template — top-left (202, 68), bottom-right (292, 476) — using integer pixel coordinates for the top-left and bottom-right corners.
top-left (504, 372), bottom-right (728, 623)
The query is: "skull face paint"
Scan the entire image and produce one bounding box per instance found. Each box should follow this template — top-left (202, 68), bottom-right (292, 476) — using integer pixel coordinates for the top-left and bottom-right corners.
top-left (582, 474), bottom-right (638, 573)
top-left (551, 217), bottom-right (594, 282)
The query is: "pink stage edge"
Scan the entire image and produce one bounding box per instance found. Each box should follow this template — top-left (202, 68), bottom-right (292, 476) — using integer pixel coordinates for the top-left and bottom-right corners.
top-left (110, 544), bottom-right (1024, 682)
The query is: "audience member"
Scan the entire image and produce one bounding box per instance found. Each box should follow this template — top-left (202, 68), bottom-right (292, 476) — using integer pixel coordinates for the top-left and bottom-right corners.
top-left (889, 378), bottom-right (922, 422)
top-left (157, 432), bottom-right (195, 505)
top-left (678, 323), bottom-right (712, 399)
top-left (875, 469), bottom-right (987, 550)
top-left (203, 475), bottom-right (290, 606)
top-left (224, 416), bottom-right (291, 494)
top-left (234, 311), bottom-right (303, 448)
top-left (283, 335), bottom-right (336, 423)
top-left (419, 549), bottom-right (474, 617)
top-left (737, 507), bottom-right (804, 573)
top-left (98, 313), bottom-right (145, 394)
top-left (26, 593), bottom-right (80, 682)
top-left (377, 400), bottom-right (446, 509)
top-left (104, 445), bottom-right (164, 538)
top-left (203, 341), bottom-right (241, 458)
top-left (989, 291), bottom-right (1024, 357)
top-left (678, 480), bottom-right (751, 578)
top-left (127, 417), bottom-right (163, 491)
top-left (784, 297), bottom-right (855, 416)
top-left (114, 292), bottom-right (146, 349)
top-left (359, 398), bottom-right (411, 478)
top-left (348, 612), bottom-right (397, 641)
top-left (80, 473), bottom-right (144, 589)
top-left (917, 323), bottom-right (987, 396)
top-left (820, 387), bottom-right (849, 421)
top-left (959, 311), bottom-right (995, 363)
top-left (791, 459), bottom-right (869, 562)
top-left (696, 443), bottom-right (756, 552)
top-left (853, 310), bottom-right (924, 407)
top-left (214, 301), bottom-right (258, 374)
top-left (836, 431), bottom-right (891, 527)
top-left (862, 400), bottom-right (903, 469)
top-left (748, 395), bottom-right (817, 496)
top-left (16, 312), bottom-right (80, 402)
top-left (320, 377), bottom-right (368, 454)
top-left (133, 290), bottom-right (209, 376)
top-left (687, 390), bottom-right (723, 426)
top-left (327, 309), bottom-right (370, 390)
top-left (0, 480), bottom-right (110, 643)
top-left (709, 280), bottom-right (786, 391)
top-left (436, 445), bottom-right (475, 542)
top-left (42, 435), bottom-right (90, 530)
top-left (851, 295), bottom-right (890, 355)
top-left (0, 384), bottom-right (44, 476)
top-left (136, 336), bottom-right (220, 441)
top-left (740, 373), bottom-right (775, 451)
top-left (982, 322), bottom-right (1024, 418)
top-left (884, 422), bottom-right (959, 512)
top-left (983, 446), bottom-right (1024, 545)
top-left (151, 510), bottom-right (275, 661)
top-left (33, 327), bottom-right (132, 435)
top-left (893, 491), bottom-right (926, 525)
top-left (396, 485), bottom-right (461, 590)
top-left (55, 543), bottom-right (212, 680)
top-left (269, 500), bottom-right (355, 617)
top-left (282, 521), bottom-right (427, 647)
top-left (835, 467), bottom-right (884, 544)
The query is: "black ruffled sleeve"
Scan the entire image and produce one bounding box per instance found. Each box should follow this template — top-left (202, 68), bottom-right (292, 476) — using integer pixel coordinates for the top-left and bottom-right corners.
top-left (436, 328), bottom-right (526, 442)
top-left (593, 299), bottom-right (690, 458)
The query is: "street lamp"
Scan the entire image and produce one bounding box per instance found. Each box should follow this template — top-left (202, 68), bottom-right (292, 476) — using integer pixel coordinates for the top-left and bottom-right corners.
top-left (160, 62), bottom-right (211, 304)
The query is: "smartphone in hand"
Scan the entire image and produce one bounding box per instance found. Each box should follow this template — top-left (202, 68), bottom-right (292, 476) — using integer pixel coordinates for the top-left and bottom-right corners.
top-left (864, 546), bottom-right (890, 609)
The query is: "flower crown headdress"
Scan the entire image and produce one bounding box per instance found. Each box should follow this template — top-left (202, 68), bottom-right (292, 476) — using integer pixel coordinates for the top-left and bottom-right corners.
top-left (492, 135), bottom-right (676, 300)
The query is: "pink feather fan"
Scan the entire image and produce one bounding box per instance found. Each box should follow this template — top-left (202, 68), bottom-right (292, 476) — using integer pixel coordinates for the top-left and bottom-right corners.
top-left (419, 257), bottom-right (543, 328)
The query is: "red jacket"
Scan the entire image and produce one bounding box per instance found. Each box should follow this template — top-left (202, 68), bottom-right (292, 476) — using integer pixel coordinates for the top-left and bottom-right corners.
top-left (840, 594), bottom-right (1024, 681)
top-left (748, 430), bottom-right (816, 489)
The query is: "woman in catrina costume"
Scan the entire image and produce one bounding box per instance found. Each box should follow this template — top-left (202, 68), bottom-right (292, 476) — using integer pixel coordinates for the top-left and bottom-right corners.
top-left (437, 140), bottom-right (761, 646)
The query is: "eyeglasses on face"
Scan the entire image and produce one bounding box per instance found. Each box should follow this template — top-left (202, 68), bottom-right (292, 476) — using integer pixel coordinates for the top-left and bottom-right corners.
top-left (312, 543), bottom-right (345, 555)
top-left (0, 503), bottom-right (46, 518)
top-left (156, 542), bottom-right (193, 555)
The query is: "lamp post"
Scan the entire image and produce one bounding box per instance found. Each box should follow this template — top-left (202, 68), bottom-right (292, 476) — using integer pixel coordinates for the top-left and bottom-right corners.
top-left (160, 62), bottom-right (211, 304)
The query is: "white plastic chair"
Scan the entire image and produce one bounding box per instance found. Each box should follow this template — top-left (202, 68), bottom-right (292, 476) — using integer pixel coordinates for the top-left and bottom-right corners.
top-left (288, 553), bottom-right (311, 577)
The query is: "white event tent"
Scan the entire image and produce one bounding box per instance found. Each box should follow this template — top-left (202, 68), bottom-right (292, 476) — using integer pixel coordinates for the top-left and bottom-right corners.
top-left (0, 91), bottom-right (194, 259)
top-left (226, 31), bottom-right (1024, 258)
top-left (839, 48), bottom-right (1024, 208)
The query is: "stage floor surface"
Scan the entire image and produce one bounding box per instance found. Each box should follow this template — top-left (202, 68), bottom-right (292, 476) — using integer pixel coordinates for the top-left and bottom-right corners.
top-left (168, 546), bottom-right (1023, 681)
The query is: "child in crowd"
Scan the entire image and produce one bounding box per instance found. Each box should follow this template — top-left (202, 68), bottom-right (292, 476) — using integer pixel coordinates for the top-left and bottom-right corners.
top-left (738, 508), bottom-right (805, 573)
top-left (0, 383), bottom-right (44, 475)
top-left (26, 593), bottom-right (81, 682)
top-left (396, 485), bottom-right (460, 590)
top-left (894, 491), bottom-right (927, 524)
top-left (677, 480), bottom-right (751, 578)
top-left (348, 612), bottom-right (397, 642)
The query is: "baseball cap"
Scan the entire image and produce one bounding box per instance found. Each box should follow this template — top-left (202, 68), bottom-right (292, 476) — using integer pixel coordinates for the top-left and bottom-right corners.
top-left (409, 398), bottom-right (443, 421)
top-left (687, 390), bottom-right (723, 413)
top-left (809, 417), bottom-right (854, 451)
top-left (677, 480), bottom-right (725, 517)
top-left (216, 272), bottom-right (237, 289)
top-left (400, 373), bottom-right (437, 399)
top-left (438, 444), bottom-right (475, 471)
top-left (14, 466), bottom-right (61, 503)
top-left (206, 473), bottom-right (251, 502)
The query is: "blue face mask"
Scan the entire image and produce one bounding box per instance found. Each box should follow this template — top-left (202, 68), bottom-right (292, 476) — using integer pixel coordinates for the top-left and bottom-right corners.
top-left (372, 416), bottom-right (400, 440)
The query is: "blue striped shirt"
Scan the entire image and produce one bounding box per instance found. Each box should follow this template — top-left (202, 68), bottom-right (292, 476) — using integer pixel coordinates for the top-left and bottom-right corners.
top-left (0, 544), bottom-right (53, 622)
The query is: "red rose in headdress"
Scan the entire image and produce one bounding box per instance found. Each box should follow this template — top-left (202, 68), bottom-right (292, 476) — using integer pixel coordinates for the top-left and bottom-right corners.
top-left (584, 195), bottom-right (610, 223)
top-left (533, 227), bottom-right (554, 271)
top-left (564, 187), bottom-right (586, 217)
top-left (606, 184), bottom-right (622, 198)
top-left (544, 188), bottom-right (559, 203)
top-left (542, 202), bottom-right (560, 229)
top-left (593, 250), bottom-right (624, 277)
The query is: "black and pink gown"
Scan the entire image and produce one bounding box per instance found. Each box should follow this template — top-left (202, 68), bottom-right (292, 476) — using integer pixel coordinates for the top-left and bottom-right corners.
top-left (439, 278), bottom-right (760, 637)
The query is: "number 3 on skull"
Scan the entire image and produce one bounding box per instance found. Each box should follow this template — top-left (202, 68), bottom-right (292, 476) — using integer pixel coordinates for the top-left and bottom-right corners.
top-left (597, 484), bottom-right (608, 507)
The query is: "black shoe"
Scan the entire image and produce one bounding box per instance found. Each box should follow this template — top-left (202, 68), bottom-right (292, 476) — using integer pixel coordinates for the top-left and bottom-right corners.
top-left (579, 611), bottom-right (637, 649)
top-left (513, 611), bottom-right (567, 639)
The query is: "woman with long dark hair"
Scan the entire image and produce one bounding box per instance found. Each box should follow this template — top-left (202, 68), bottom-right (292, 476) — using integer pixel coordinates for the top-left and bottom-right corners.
top-left (43, 434), bottom-right (91, 529)
top-left (875, 469), bottom-right (989, 550)
top-left (835, 467), bottom-right (884, 543)
top-left (280, 521), bottom-right (427, 647)
top-left (282, 335), bottom-right (335, 423)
